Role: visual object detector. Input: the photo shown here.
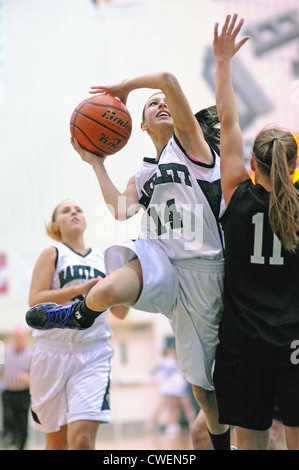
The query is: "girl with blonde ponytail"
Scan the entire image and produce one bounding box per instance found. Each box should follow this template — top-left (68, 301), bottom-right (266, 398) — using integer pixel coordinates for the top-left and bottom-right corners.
top-left (252, 128), bottom-right (299, 253)
top-left (212, 14), bottom-right (299, 450)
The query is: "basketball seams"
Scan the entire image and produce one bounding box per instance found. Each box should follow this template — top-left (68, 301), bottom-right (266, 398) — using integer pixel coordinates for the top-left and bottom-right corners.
top-left (70, 94), bottom-right (132, 157)
top-left (73, 110), bottom-right (130, 140)
top-left (82, 99), bottom-right (131, 119)
top-left (71, 123), bottom-right (114, 156)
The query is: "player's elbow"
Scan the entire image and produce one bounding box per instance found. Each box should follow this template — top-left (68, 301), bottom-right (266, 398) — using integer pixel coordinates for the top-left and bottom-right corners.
top-left (113, 208), bottom-right (131, 221)
top-left (106, 204), bottom-right (127, 221)
top-left (218, 111), bottom-right (239, 129)
top-left (160, 72), bottom-right (179, 91)
top-left (114, 202), bottom-right (141, 221)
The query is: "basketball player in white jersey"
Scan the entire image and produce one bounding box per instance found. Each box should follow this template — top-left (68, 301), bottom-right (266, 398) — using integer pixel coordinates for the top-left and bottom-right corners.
top-left (28, 199), bottom-right (128, 450)
top-left (26, 74), bottom-right (230, 449)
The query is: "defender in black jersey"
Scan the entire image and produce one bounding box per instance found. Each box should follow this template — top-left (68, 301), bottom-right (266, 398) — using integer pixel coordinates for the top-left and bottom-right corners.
top-left (213, 15), bottom-right (299, 450)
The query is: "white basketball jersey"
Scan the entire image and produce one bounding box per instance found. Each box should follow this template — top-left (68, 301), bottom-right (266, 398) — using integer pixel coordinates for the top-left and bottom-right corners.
top-left (32, 242), bottom-right (112, 345)
top-left (135, 135), bottom-right (225, 260)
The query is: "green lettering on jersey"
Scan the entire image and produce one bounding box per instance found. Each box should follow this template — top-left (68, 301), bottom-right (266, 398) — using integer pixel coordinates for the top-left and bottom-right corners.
top-left (59, 265), bottom-right (105, 288)
top-left (139, 163), bottom-right (192, 208)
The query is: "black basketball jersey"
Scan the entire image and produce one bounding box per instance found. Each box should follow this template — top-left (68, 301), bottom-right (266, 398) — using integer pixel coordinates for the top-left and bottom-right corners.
top-left (219, 179), bottom-right (299, 366)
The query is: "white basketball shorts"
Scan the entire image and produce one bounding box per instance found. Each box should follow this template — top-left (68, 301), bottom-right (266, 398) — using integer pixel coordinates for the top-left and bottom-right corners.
top-left (104, 239), bottom-right (224, 390)
top-left (105, 239), bottom-right (179, 316)
top-left (30, 340), bottom-right (113, 434)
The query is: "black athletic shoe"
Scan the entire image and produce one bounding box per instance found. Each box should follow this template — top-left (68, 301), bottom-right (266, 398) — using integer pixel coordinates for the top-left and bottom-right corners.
top-left (25, 302), bottom-right (91, 330)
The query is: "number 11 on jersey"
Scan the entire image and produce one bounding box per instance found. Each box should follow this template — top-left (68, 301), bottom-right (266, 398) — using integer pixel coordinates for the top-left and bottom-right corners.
top-left (250, 212), bottom-right (284, 265)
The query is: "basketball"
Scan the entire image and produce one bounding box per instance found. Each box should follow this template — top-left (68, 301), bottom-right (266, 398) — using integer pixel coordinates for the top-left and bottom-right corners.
top-left (70, 94), bottom-right (132, 157)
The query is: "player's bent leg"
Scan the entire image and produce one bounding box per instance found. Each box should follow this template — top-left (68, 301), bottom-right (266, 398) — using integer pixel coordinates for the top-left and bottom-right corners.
top-left (191, 384), bottom-right (230, 450)
top-left (26, 259), bottom-right (143, 331)
top-left (190, 409), bottom-right (213, 450)
top-left (191, 385), bottom-right (227, 434)
top-left (86, 258), bottom-right (143, 311)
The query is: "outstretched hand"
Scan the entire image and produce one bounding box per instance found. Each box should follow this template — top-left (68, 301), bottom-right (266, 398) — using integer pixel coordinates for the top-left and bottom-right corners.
top-left (213, 13), bottom-right (250, 61)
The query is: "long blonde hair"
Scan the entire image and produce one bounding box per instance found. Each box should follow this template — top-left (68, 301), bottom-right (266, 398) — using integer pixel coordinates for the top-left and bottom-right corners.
top-left (252, 127), bottom-right (299, 253)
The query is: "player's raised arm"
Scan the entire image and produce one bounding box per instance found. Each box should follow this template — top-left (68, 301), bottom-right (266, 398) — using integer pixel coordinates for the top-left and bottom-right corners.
top-left (213, 14), bottom-right (250, 205)
top-left (90, 72), bottom-right (213, 164)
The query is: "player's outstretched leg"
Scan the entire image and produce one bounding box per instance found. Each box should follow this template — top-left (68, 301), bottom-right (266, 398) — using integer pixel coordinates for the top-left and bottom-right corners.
top-left (26, 258), bottom-right (143, 331)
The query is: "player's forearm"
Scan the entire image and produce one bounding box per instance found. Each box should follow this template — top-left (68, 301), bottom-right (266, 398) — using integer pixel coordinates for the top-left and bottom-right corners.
top-left (215, 58), bottom-right (239, 127)
top-left (92, 162), bottom-right (133, 220)
top-left (121, 72), bottom-right (177, 94)
top-left (91, 162), bottom-right (123, 219)
top-left (29, 285), bottom-right (82, 307)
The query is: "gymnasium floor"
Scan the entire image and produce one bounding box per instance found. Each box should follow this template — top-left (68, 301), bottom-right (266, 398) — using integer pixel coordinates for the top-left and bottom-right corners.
top-left (24, 423), bottom-right (194, 451)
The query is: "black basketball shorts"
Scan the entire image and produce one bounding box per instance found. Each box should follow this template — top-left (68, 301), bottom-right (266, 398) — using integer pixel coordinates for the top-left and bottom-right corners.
top-left (213, 343), bottom-right (299, 431)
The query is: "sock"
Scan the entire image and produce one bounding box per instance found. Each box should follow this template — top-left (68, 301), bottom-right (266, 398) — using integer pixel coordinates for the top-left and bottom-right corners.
top-left (74, 299), bottom-right (104, 327)
top-left (208, 428), bottom-right (231, 450)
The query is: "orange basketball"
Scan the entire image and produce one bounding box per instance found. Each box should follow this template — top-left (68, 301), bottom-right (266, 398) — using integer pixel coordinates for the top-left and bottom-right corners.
top-left (70, 94), bottom-right (132, 157)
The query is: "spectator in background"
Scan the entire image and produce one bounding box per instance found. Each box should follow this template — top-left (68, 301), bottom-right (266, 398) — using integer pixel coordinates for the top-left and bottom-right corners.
top-left (0, 327), bottom-right (31, 450)
top-left (148, 346), bottom-right (196, 437)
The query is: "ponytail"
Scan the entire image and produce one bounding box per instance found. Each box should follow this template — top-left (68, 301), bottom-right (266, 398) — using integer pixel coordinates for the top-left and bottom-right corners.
top-left (253, 128), bottom-right (299, 253)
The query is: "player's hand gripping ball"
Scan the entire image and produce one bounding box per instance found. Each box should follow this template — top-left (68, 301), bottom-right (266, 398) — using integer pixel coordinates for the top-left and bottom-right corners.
top-left (70, 94), bottom-right (132, 156)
